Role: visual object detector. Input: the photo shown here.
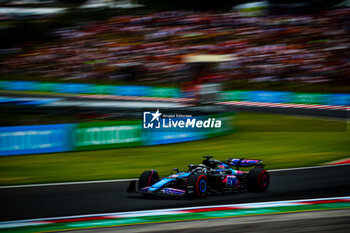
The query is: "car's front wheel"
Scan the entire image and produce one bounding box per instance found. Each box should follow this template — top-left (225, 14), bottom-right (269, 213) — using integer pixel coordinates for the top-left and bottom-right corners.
top-left (187, 174), bottom-right (208, 198)
top-left (138, 170), bottom-right (159, 189)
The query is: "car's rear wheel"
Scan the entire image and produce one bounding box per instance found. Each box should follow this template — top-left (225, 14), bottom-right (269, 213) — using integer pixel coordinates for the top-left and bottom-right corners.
top-left (138, 170), bottom-right (159, 189)
top-left (247, 168), bottom-right (270, 192)
top-left (187, 174), bottom-right (208, 198)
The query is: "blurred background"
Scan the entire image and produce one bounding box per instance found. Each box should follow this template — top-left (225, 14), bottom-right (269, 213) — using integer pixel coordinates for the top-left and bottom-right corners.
top-left (1, 0), bottom-right (349, 90)
top-left (0, 0), bottom-right (349, 185)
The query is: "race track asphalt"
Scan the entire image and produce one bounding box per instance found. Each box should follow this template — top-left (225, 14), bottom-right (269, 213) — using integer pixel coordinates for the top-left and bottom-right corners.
top-left (1, 164), bottom-right (350, 221)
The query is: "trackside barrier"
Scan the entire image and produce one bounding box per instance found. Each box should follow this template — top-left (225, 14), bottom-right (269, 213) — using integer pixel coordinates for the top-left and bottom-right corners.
top-left (0, 114), bottom-right (234, 156)
top-left (219, 90), bottom-right (350, 106)
top-left (0, 80), bottom-right (348, 105)
top-left (0, 124), bottom-right (73, 156)
top-left (0, 81), bottom-right (181, 98)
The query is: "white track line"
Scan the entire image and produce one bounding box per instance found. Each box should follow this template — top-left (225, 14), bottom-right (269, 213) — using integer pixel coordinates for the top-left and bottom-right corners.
top-left (1, 163), bottom-right (349, 189)
top-left (0, 178), bottom-right (138, 189)
top-left (268, 163), bottom-right (350, 172)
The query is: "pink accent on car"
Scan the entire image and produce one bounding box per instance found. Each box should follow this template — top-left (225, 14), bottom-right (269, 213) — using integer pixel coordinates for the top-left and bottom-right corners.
top-left (148, 170), bottom-right (154, 186)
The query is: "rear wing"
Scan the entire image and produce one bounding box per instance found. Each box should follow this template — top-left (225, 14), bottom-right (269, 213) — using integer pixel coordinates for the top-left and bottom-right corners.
top-left (225, 158), bottom-right (264, 169)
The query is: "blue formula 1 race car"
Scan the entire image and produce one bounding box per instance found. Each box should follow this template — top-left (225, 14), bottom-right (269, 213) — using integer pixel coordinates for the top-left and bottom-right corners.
top-left (127, 156), bottom-right (270, 198)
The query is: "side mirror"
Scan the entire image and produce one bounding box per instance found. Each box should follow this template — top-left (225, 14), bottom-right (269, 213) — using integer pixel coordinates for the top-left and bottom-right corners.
top-left (173, 168), bottom-right (179, 173)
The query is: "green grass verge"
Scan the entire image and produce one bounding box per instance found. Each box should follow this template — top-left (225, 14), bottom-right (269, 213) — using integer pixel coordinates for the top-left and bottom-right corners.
top-left (0, 113), bottom-right (348, 186)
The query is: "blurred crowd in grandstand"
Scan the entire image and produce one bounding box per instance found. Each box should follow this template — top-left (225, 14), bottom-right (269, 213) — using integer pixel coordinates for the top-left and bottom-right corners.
top-left (1, 7), bottom-right (349, 86)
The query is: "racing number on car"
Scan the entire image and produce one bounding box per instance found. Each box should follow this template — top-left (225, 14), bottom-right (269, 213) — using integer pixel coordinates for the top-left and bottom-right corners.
top-left (226, 175), bottom-right (237, 186)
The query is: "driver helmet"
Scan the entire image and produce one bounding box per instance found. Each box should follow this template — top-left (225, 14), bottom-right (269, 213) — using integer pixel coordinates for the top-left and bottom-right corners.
top-left (193, 165), bottom-right (207, 173)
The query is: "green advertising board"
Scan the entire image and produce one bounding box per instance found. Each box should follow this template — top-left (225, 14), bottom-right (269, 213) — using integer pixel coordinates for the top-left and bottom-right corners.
top-left (290, 93), bottom-right (326, 105)
top-left (219, 91), bottom-right (249, 101)
top-left (73, 120), bottom-right (143, 151)
top-left (151, 87), bottom-right (180, 98)
top-left (88, 85), bottom-right (114, 95)
top-left (0, 81), bottom-right (5, 89)
top-left (36, 82), bottom-right (59, 92)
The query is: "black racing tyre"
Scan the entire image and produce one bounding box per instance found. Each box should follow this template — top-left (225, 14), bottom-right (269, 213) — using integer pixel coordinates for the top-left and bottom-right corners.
top-left (247, 168), bottom-right (270, 192)
top-left (138, 170), bottom-right (159, 189)
top-left (187, 173), bottom-right (208, 198)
